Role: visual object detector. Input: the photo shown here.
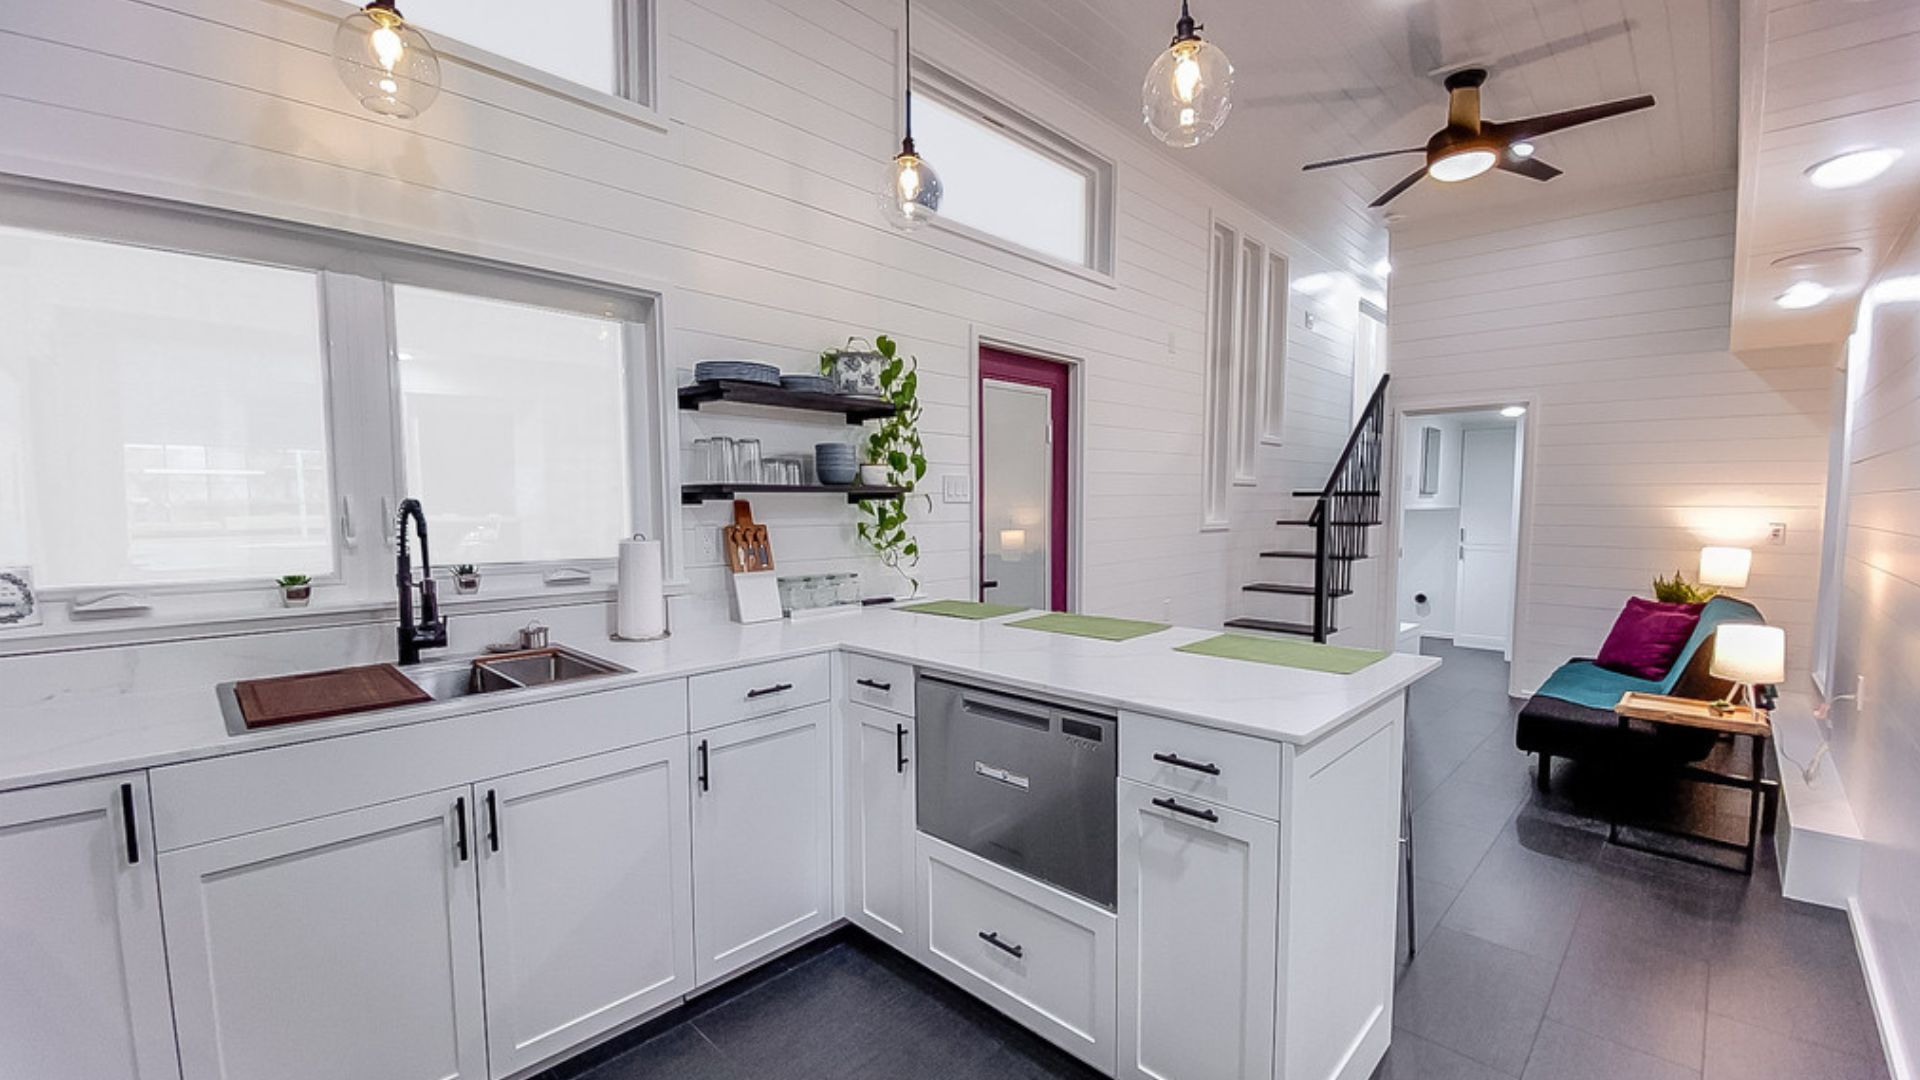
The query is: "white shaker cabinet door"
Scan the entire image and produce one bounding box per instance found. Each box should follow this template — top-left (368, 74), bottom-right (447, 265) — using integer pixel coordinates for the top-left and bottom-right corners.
top-left (161, 788), bottom-right (488, 1080)
top-left (1117, 780), bottom-right (1280, 1080)
top-left (476, 739), bottom-right (695, 1077)
top-left (0, 774), bottom-right (179, 1080)
top-left (691, 703), bottom-right (833, 985)
top-left (845, 701), bottom-right (915, 949)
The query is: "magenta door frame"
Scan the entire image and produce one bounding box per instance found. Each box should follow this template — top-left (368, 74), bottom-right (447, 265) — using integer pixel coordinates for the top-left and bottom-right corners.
top-left (979, 346), bottom-right (1071, 611)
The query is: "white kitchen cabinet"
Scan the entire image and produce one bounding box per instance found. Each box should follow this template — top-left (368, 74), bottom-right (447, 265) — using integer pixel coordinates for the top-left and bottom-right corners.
top-left (0, 774), bottom-right (179, 1080)
top-left (691, 703), bottom-right (833, 984)
top-left (1117, 780), bottom-right (1279, 1080)
top-left (161, 788), bottom-right (489, 1080)
top-left (476, 738), bottom-right (694, 1077)
top-left (845, 700), bottom-right (915, 949)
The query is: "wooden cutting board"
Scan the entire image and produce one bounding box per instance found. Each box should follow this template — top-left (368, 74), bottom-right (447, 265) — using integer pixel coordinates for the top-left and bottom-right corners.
top-left (234, 663), bottom-right (433, 730)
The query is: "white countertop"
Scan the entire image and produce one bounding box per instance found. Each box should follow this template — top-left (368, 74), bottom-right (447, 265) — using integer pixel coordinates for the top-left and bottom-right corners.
top-left (0, 608), bottom-right (1439, 792)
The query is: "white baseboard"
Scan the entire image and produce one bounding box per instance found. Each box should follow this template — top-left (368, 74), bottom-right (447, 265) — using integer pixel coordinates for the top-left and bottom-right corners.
top-left (1848, 898), bottom-right (1913, 1080)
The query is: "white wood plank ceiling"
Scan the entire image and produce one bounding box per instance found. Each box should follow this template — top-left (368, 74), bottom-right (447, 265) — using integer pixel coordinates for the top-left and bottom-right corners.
top-left (922, 0), bottom-right (1738, 274)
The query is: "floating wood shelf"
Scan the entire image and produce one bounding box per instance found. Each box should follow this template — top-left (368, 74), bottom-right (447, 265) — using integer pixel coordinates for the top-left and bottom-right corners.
top-left (681, 482), bottom-right (908, 506)
top-left (677, 380), bottom-right (896, 425)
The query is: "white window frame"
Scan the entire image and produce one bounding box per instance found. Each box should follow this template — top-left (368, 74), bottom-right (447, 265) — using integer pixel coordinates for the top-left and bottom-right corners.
top-left (908, 63), bottom-right (1118, 281)
top-left (1201, 219), bottom-right (1238, 530)
top-left (1232, 237), bottom-right (1266, 485)
top-left (0, 180), bottom-right (675, 644)
top-left (1260, 251), bottom-right (1291, 445)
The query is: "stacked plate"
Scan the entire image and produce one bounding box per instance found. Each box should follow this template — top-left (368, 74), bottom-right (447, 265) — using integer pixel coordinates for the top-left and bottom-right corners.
top-left (694, 360), bottom-right (781, 386)
top-left (778, 374), bottom-right (837, 395)
top-left (814, 442), bottom-right (858, 485)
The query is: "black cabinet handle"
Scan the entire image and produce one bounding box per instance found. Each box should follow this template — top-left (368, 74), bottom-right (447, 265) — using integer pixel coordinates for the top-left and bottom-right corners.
top-left (857, 677), bottom-right (893, 693)
top-left (978, 930), bottom-right (1023, 959)
top-left (697, 739), bottom-right (710, 792)
top-left (119, 782), bottom-right (140, 865)
top-left (1152, 751), bottom-right (1222, 776)
top-left (485, 789), bottom-right (500, 853)
top-left (454, 796), bottom-right (470, 862)
top-left (746, 682), bottom-right (793, 699)
top-left (896, 723), bottom-right (910, 773)
top-left (1152, 796), bottom-right (1219, 824)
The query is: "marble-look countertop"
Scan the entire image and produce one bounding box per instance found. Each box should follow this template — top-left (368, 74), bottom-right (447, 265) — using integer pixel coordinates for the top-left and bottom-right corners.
top-left (0, 608), bottom-right (1440, 792)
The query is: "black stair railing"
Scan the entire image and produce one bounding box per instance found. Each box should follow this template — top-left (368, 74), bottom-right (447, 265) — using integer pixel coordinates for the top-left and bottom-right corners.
top-left (1310, 375), bottom-right (1389, 643)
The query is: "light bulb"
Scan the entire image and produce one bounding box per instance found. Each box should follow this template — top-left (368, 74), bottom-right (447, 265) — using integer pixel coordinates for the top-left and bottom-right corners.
top-left (1428, 148), bottom-right (1497, 182)
top-left (1142, 12), bottom-right (1232, 149)
top-left (880, 144), bottom-right (942, 230)
top-left (333, 1), bottom-right (441, 119)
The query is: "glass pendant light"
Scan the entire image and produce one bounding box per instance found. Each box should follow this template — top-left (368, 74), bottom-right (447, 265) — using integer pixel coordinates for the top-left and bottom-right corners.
top-left (333, 0), bottom-right (441, 120)
top-left (1142, 1), bottom-right (1234, 148)
top-left (880, 0), bottom-right (942, 229)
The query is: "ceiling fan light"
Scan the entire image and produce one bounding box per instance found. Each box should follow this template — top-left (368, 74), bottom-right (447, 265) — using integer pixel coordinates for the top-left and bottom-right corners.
top-left (1428, 148), bottom-right (1496, 183)
top-left (1510, 141), bottom-right (1535, 158)
top-left (1805, 148), bottom-right (1901, 190)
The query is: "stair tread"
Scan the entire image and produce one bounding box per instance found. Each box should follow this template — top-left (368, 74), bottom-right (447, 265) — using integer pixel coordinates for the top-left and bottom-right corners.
top-left (1259, 550), bottom-right (1361, 560)
top-left (1243, 583), bottom-right (1354, 597)
top-left (1224, 618), bottom-right (1331, 637)
top-left (1291, 489), bottom-right (1383, 498)
top-left (1275, 519), bottom-right (1382, 527)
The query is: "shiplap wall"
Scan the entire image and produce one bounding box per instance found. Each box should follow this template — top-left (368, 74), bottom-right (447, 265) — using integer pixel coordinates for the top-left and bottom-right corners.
top-left (0, 0), bottom-right (1366, 631)
top-left (1388, 189), bottom-right (1834, 693)
top-left (1831, 259), bottom-right (1920, 1080)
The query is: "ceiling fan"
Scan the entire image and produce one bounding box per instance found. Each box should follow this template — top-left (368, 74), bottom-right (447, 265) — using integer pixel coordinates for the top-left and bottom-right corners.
top-left (1300, 68), bottom-right (1655, 208)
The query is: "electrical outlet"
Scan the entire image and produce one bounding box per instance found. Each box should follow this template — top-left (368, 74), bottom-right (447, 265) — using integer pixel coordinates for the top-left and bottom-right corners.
top-left (692, 526), bottom-right (720, 565)
top-left (942, 475), bottom-right (972, 504)
top-left (1768, 522), bottom-right (1787, 546)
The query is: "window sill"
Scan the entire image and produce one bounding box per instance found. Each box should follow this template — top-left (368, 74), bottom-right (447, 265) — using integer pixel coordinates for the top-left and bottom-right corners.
top-left (923, 216), bottom-right (1118, 291)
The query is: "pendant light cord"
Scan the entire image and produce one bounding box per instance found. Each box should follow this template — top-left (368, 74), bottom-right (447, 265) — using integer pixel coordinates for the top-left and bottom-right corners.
top-left (902, 0), bottom-right (915, 146)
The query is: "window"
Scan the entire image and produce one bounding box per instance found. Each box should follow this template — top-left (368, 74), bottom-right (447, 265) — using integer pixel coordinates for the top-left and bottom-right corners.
top-left (0, 227), bottom-right (334, 588)
top-left (402, 0), bottom-right (653, 106)
top-left (1232, 238), bottom-right (1266, 483)
top-left (1260, 252), bottom-right (1290, 442)
top-left (1202, 222), bottom-right (1237, 527)
top-left (910, 68), bottom-right (1115, 274)
top-left (394, 285), bottom-right (633, 566)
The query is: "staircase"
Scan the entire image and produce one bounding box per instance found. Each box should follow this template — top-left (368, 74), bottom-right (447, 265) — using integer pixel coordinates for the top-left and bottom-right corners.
top-left (1227, 375), bottom-right (1389, 643)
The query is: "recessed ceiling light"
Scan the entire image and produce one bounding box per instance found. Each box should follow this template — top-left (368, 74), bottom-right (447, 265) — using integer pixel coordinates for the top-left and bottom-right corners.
top-left (1510, 141), bottom-right (1535, 159)
top-left (1805, 148), bottom-right (1901, 189)
top-left (1770, 246), bottom-right (1863, 270)
top-left (1500, 405), bottom-right (1527, 418)
top-left (1292, 272), bottom-right (1338, 295)
top-left (1373, 258), bottom-right (1393, 277)
top-left (1775, 281), bottom-right (1833, 310)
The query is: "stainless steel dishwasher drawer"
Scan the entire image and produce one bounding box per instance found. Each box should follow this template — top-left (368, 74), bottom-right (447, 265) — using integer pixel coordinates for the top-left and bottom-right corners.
top-left (915, 676), bottom-right (1117, 909)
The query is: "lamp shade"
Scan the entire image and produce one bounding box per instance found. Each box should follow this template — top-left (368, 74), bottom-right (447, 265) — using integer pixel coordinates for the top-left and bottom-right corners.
top-left (1710, 623), bottom-right (1785, 685)
top-left (1699, 546), bottom-right (1752, 589)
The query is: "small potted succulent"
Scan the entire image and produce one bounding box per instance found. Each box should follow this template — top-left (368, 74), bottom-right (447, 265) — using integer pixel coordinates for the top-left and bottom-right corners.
top-left (276, 574), bottom-right (313, 608)
top-left (452, 563), bottom-right (481, 594)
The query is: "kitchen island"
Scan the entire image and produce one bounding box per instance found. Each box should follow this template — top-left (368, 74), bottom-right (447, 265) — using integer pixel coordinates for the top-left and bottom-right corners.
top-left (0, 607), bottom-right (1437, 1080)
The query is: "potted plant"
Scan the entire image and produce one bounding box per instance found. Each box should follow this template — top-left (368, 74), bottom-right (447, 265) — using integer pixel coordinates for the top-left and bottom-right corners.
top-left (822, 333), bottom-right (929, 594)
top-left (1652, 570), bottom-right (1716, 604)
top-left (276, 574), bottom-right (313, 608)
top-left (452, 564), bottom-right (481, 594)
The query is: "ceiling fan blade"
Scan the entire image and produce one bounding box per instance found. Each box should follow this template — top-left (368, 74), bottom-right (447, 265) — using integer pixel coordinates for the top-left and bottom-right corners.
top-left (1302, 147), bottom-right (1427, 171)
top-left (1498, 155), bottom-right (1562, 181)
top-left (1499, 94), bottom-right (1655, 141)
top-left (1371, 167), bottom-right (1428, 208)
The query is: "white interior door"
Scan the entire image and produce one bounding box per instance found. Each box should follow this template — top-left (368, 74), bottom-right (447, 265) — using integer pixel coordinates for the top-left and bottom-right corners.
top-left (980, 380), bottom-right (1052, 610)
top-left (1453, 425), bottom-right (1518, 652)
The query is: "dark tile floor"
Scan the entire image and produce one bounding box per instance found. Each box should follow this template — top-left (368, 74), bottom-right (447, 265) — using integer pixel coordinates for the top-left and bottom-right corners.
top-left (545, 640), bottom-right (1889, 1080)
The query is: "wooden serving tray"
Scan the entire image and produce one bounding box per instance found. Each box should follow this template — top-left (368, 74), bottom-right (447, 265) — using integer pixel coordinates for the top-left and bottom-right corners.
top-left (1615, 691), bottom-right (1769, 737)
top-left (233, 663), bottom-right (433, 730)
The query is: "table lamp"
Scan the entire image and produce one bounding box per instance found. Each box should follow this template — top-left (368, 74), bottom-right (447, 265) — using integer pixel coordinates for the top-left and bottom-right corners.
top-left (1699, 546), bottom-right (1752, 591)
top-left (1709, 623), bottom-right (1784, 714)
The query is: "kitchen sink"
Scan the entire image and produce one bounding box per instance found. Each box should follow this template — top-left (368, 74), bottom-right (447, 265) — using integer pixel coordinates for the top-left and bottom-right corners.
top-left (218, 646), bottom-right (631, 734)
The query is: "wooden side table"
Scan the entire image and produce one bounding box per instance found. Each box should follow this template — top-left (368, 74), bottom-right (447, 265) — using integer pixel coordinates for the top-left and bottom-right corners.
top-left (1608, 692), bottom-right (1776, 874)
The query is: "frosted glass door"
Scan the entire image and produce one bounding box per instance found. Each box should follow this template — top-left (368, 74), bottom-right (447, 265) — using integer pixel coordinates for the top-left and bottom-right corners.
top-left (981, 380), bottom-right (1052, 611)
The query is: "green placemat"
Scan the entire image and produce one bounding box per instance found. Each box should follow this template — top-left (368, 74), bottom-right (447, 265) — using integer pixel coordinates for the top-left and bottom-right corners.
top-left (1006, 613), bottom-right (1172, 642)
top-left (900, 600), bottom-right (1028, 620)
top-left (1175, 633), bottom-right (1389, 674)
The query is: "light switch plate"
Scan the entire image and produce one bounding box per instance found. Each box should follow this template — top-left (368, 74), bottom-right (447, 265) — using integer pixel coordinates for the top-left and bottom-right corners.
top-left (1768, 522), bottom-right (1787, 546)
top-left (942, 475), bottom-right (972, 504)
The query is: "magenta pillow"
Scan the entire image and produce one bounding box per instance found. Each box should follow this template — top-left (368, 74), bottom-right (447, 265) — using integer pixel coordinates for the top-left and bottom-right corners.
top-left (1594, 597), bottom-right (1704, 680)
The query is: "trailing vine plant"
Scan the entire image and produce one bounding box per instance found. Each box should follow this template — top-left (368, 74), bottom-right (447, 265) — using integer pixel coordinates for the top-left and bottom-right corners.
top-left (822, 334), bottom-right (930, 594)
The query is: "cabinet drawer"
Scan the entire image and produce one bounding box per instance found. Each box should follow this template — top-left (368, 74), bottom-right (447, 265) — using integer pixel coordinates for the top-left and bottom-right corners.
top-left (843, 653), bottom-right (913, 716)
top-left (1120, 711), bottom-right (1281, 820)
top-left (689, 654), bottom-right (831, 732)
top-left (918, 835), bottom-right (1115, 1073)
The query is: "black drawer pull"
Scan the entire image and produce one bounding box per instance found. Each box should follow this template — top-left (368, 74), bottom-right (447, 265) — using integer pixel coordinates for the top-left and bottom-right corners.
top-left (979, 930), bottom-right (1023, 959)
top-left (1152, 751), bottom-right (1221, 776)
top-left (119, 782), bottom-right (141, 865)
top-left (453, 796), bottom-right (470, 862)
top-left (1152, 796), bottom-right (1219, 824)
top-left (697, 739), bottom-right (711, 792)
top-left (896, 723), bottom-right (910, 773)
top-left (747, 682), bottom-right (794, 699)
top-left (857, 677), bottom-right (893, 693)
top-left (485, 789), bottom-right (501, 853)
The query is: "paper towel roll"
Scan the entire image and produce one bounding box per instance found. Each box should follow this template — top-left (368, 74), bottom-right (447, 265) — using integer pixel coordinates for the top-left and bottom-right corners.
top-left (616, 536), bottom-right (668, 640)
